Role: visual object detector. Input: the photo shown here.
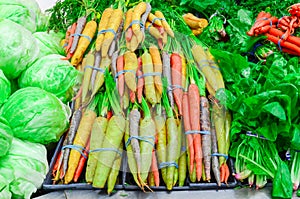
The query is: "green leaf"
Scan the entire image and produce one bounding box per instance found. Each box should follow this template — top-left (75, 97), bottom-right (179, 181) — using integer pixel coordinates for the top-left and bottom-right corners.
top-left (291, 124), bottom-right (300, 151)
top-left (262, 102), bottom-right (286, 121)
top-left (272, 160), bottom-right (293, 199)
top-left (237, 9), bottom-right (253, 26)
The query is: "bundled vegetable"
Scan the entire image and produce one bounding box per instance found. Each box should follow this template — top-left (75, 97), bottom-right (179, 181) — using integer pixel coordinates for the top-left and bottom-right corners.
top-left (0, 69), bottom-right (10, 106)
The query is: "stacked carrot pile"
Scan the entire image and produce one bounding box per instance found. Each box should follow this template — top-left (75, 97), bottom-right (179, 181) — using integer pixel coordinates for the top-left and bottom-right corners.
top-left (50, 1), bottom-right (231, 193)
top-left (247, 3), bottom-right (300, 56)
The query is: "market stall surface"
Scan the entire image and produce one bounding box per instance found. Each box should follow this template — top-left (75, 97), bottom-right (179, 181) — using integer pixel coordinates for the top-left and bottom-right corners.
top-left (34, 187), bottom-right (283, 199)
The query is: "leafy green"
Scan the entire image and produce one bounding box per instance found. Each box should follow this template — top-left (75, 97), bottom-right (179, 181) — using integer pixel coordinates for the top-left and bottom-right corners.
top-left (272, 160), bottom-right (293, 199)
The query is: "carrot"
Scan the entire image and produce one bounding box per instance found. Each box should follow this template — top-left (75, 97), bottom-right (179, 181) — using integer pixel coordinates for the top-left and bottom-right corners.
top-left (183, 13), bottom-right (208, 29)
top-left (149, 45), bottom-right (163, 98)
top-left (117, 55), bottom-right (125, 97)
top-left (81, 52), bottom-right (94, 105)
top-left (85, 94), bottom-right (108, 183)
top-left (129, 34), bottom-right (140, 52)
top-left (200, 96), bottom-right (211, 182)
top-left (130, 90), bottom-right (136, 103)
top-left (122, 85), bottom-right (130, 110)
top-left (137, 57), bottom-right (144, 104)
top-left (125, 118), bottom-right (141, 187)
top-left (93, 73), bottom-right (125, 188)
top-left (146, 22), bottom-right (163, 40)
top-left (107, 110), bottom-right (113, 120)
top-left (148, 13), bottom-right (162, 26)
top-left (154, 11), bottom-right (174, 37)
top-left (101, 9), bottom-right (123, 57)
top-left (171, 52), bottom-right (183, 115)
top-left (151, 150), bottom-right (160, 187)
top-left (142, 50), bottom-right (157, 105)
top-left (148, 171), bottom-right (155, 187)
top-left (111, 50), bottom-right (119, 79)
top-left (173, 119), bottom-right (182, 186)
top-left (91, 56), bottom-right (111, 97)
top-left (212, 104), bottom-right (227, 167)
top-left (269, 27), bottom-right (300, 46)
top-left (65, 22), bottom-right (77, 53)
top-left (52, 151), bottom-right (62, 182)
top-left (70, 16), bottom-right (87, 54)
top-left (132, 2), bottom-right (147, 44)
top-left (178, 122), bottom-right (187, 186)
top-left (125, 8), bottom-right (134, 42)
top-left (124, 51), bottom-right (138, 92)
top-left (61, 108), bottom-right (82, 179)
top-left (139, 98), bottom-right (156, 192)
top-left (140, 3), bottom-right (151, 37)
top-left (265, 33), bottom-right (300, 55)
top-left (129, 106), bottom-right (142, 185)
top-left (210, 111), bottom-right (221, 186)
top-left (96, 8), bottom-right (114, 52)
top-left (162, 51), bottom-right (174, 108)
top-left (90, 51), bottom-right (101, 92)
top-left (192, 28), bottom-right (204, 36)
top-left (181, 54), bottom-right (187, 89)
top-left (62, 25), bottom-right (71, 51)
top-left (107, 142), bottom-right (123, 194)
top-left (71, 20), bottom-right (97, 66)
top-left (154, 105), bottom-right (167, 184)
top-left (188, 83), bottom-right (202, 182)
top-left (74, 137), bottom-right (90, 182)
top-left (64, 96), bottom-right (99, 184)
top-left (161, 87), bottom-right (179, 190)
top-left (224, 163), bottom-right (230, 184)
top-left (173, 161), bottom-right (179, 186)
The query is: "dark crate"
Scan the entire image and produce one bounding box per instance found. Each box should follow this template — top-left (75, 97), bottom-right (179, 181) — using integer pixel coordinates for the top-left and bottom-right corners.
top-left (42, 135), bottom-right (124, 191)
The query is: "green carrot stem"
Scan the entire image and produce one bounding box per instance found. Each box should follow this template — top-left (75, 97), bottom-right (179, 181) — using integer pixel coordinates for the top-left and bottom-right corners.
top-left (100, 92), bottom-right (109, 117)
top-left (105, 69), bottom-right (122, 115)
top-left (141, 97), bottom-right (151, 118)
top-left (161, 78), bottom-right (173, 118)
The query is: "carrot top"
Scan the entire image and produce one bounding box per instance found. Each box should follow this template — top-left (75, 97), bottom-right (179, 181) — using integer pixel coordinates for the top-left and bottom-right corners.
top-left (98, 92), bottom-right (109, 117)
top-left (162, 78), bottom-right (173, 118)
top-left (105, 70), bottom-right (122, 115)
top-left (141, 97), bottom-right (151, 118)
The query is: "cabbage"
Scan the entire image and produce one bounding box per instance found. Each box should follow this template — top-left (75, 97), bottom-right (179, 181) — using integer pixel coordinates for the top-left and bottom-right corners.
top-left (0, 87), bottom-right (70, 144)
top-left (0, 0), bottom-right (42, 32)
top-left (0, 138), bottom-right (48, 199)
top-left (33, 31), bottom-right (65, 58)
top-left (0, 116), bottom-right (13, 157)
top-left (0, 19), bottom-right (39, 79)
top-left (18, 54), bottom-right (81, 103)
top-left (0, 69), bottom-right (10, 106)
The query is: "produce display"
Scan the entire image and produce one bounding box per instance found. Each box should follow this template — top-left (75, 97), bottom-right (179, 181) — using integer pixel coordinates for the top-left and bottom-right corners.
top-left (0, 0), bottom-right (299, 198)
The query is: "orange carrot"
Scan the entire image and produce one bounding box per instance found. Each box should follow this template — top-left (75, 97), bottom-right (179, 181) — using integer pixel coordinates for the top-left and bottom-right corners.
top-left (224, 164), bottom-right (230, 184)
top-left (52, 151), bottom-right (62, 178)
top-left (182, 92), bottom-right (194, 174)
top-left (137, 57), bottom-right (144, 103)
top-left (151, 151), bottom-right (160, 187)
top-left (117, 55), bottom-right (125, 97)
top-left (171, 53), bottom-right (183, 115)
top-left (188, 83), bottom-right (202, 182)
top-left (65, 22), bottom-right (77, 53)
top-left (74, 138), bottom-right (90, 182)
top-left (269, 27), bottom-right (300, 46)
top-left (265, 33), bottom-right (300, 55)
top-left (107, 110), bottom-right (113, 120)
top-left (130, 90), bottom-right (136, 103)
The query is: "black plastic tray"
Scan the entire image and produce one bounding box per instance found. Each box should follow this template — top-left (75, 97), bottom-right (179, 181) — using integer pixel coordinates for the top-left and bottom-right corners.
top-left (42, 135), bottom-right (124, 191)
top-left (122, 154), bottom-right (238, 191)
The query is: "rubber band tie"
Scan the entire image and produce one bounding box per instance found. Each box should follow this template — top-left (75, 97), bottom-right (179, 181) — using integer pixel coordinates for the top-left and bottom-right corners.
top-left (115, 69), bottom-right (135, 80)
top-left (137, 72), bottom-right (161, 79)
top-left (246, 131), bottom-right (269, 140)
top-left (185, 130), bottom-right (211, 135)
top-left (89, 148), bottom-right (122, 157)
top-left (97, 29), bottom-right (117, 38)
top-left (61, 144), bottom-right (87, 159)
top-left (125, 135), bottom-right (155, 148)
top-left (158, 162), bottom-right (178, 169)
top-left (151, 17), bottom-right (166, 25)
top-left (84, 65), bottom-right (105, 73)
top-left (167, 84), bottom-right (184, 92)
top-left (71, 33), bottom-right (92, 42)
top-left (211, 153), bottom-right (228, 160)
top-left (126, 20), bottom-right (144, 31)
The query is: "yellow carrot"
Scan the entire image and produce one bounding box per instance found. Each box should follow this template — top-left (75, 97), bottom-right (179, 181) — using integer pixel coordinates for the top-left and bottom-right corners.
top-left (71, 20), bottom-right (97, 66)
top-left (132, 2), bottom-right (147, 44)
top-left (96, 8), bottom-right (114, 51)
top-left (148, 13), bottom-right (162, 26)
top-left (101, 9), bottom-right (123, 57)
top-left (146, 22), bottom-right (163, 40)
top-left (81, 53), bottom-right (94, 104)
top-left (142, 50), bottom-right (156, 105)
top-left (149, 45), bottom-right (163, 98)
top-left (181, 54), bottom-right (187, 89)
top-left (154, 11), bottom-right (174, 37)
top-left (124, 51), bottom-right (138, 92)
top-left (64, 109), bottom-right (97, 184)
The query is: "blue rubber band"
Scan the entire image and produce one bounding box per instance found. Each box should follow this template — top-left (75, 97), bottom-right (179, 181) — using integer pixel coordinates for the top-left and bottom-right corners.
top-left (115, 69), bottom-right (136, 80)
top-left (158, 162), bottom-right (178, 169)
top-left (211, 153), bottom-right (228, 160)
top-left (185, 130), bottom-right (210, 135)
top-left (126, 20), bottom-right (144, 31)
top-left (278, 39), bottom-right (283, 52)
top-left (181, 146), bottom-right (186, 152)
top-left (147, 23), bottom-right (153, 32)
top-left (246, 131), bottom-right (269, 140)
top-left (285, 149), bottom-right (291, 160)
top-left (167, 84), bottom-right (184, 92)
top-left (89, 148), bottom-right (122, 156)
top-left (151, 17), bottom-right (166, 25)
top-left (97, 29), bottom-right (117, 39)
top-left (71, 33), bottom-right (92, 42)
top-left (85, 65), bottom-right (105, 73)
top-left (125, 135), bottom-right (155, 148)
top-left (63, 43), bottom-right (68, 48)
top-left (138, 72), bottom-right (161, 79)
top-left (61, 144), bottom-right (88, 159)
